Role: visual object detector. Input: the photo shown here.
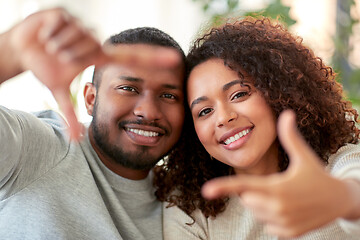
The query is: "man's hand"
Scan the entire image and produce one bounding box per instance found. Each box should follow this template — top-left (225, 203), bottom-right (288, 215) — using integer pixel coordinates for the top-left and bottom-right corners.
top-left (202, 110), bottom-right (357, 238)
top-left (8, 8), bottom-right (181, 140)
top-left (9, 8), bottom-right (103, 139)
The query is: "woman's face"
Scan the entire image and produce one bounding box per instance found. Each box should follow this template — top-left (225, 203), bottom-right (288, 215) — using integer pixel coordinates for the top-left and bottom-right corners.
top-left (187, 58), bottom-right (279, 175)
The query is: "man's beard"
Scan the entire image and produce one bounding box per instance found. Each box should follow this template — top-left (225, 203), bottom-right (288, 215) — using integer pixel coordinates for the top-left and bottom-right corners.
top-left (91, 101), bottom-right (161, 170)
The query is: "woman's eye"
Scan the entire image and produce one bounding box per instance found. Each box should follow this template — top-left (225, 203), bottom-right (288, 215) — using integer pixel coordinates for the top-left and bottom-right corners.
top-left (198, 108), bottom-right (213, 117)
top-left (232, 91), bottom-right (249, 100)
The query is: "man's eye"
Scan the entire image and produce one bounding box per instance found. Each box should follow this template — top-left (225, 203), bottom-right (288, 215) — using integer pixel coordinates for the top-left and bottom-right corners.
top-left (232, 91), bottom-right (249, 100)
top-left (198, 108), bottom-right (212, 117)
top-left (118, 86), bottom-right (137, 92)
top-left (162, 93), bottom-right (176, 99)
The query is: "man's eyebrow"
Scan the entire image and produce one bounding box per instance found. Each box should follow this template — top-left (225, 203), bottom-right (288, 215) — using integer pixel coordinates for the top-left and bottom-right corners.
top-left (190, 96), bottom-right (208, 110)
top-left (118, 76), bottom-right (143, 82)
top-left (223, 79), bottom-right (243, 91)
top-left (118, 77), bottom-right (180, 90)
top-left (162, 84), bottom-right (182, 90)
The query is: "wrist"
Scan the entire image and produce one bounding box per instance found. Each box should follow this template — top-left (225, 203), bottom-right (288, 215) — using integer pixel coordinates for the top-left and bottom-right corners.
top-left (342, 179), bottom-right (360, 220)
top-left (9, 25), bottom-right (25, 73)
top-left (0, 26), bottom-right (24, 81)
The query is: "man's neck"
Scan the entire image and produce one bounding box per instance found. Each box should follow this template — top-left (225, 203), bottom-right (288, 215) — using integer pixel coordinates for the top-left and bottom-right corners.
top-left (99, 155), bottom-right (150, 180)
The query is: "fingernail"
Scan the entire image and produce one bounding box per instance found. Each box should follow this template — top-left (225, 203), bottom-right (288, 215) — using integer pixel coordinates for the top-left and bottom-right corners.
top-left (201, 184), bottom-right (215, 199)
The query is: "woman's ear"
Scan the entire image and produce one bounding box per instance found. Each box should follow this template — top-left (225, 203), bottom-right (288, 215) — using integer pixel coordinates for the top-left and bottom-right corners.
top-left (83, 82), bottom-right (96, 116)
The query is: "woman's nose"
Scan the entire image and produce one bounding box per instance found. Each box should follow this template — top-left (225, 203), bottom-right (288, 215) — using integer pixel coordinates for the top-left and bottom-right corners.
top-left (216, 106), bottom-right (237, 128)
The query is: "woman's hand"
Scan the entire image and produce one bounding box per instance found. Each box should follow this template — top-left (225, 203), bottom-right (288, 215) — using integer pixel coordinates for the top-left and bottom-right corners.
top-left (202, 110), bottom-right (360, 238)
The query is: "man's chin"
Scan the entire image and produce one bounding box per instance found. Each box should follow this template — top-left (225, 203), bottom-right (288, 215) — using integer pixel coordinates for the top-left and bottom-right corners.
top-left (112, 151), bottom-right (161, 170)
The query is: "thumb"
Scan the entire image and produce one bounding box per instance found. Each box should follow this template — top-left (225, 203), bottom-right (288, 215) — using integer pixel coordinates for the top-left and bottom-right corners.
top-left (277, 110), bottom-right (318, 167)
top-left (51, 88), bottom-right (82, 141)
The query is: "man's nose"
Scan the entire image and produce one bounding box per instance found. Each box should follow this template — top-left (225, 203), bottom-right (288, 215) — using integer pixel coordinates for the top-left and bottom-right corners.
top-left (133, 95), bottom-right (162, 121)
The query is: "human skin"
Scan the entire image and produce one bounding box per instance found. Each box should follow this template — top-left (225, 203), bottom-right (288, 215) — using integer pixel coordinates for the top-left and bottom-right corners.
top-left (187, 60), bottom-right (360, 238)
top-left (84, 50), bottom-right (185, 180)
top-left (0, 8), bottom-right (181, 139)
top-left (187, 58), bottom-right (278, 175)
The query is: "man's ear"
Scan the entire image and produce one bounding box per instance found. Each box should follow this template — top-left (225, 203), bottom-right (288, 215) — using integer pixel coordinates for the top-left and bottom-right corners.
top-left (84, 82), bottom-right (96, 116)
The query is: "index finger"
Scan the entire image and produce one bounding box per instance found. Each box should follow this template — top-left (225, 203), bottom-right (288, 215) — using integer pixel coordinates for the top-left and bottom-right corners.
top-left (101, 44), bottom-right (182, 69)
top-left (202, 174), bottom-right (271, 199)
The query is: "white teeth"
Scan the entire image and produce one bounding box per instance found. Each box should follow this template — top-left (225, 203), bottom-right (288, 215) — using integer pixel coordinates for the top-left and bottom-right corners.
top-left (224, 128), bottom-right (251, 145)
top-left (126, 128), bottom-right (159, 137)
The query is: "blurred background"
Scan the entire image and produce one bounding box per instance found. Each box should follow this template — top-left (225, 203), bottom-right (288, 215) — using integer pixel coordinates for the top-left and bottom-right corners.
top-left (0, 0), bottom-right (359, 123)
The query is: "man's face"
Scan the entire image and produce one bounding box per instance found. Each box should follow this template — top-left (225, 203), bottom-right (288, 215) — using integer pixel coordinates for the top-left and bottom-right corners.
top-left (86, 44), bottom-right (185, 174)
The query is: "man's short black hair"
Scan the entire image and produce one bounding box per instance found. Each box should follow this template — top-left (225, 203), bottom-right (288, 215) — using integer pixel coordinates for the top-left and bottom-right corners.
top-left (109, 27), bottom-right (183, 52)
top-left (92, 27), bottom-right (185, 87)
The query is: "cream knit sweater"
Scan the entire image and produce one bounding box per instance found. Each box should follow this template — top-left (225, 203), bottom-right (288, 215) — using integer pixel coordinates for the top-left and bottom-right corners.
top-left (163, 144), bottom-right (360, 240)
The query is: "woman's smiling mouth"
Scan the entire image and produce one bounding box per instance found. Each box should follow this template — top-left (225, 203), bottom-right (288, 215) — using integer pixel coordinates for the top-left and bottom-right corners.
top-left (219, 126), bottom-right (254, 150)
top-left (223, 128), bottom-right (252, 145)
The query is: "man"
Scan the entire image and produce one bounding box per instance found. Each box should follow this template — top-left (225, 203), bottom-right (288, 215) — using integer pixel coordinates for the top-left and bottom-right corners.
top-left (0, 8), bottom-right (185, 240)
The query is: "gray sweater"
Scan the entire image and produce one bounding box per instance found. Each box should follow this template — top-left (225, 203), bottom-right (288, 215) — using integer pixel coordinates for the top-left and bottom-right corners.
top-left (0, 107), bottom-right (162, 240)
top-left (164, 144), bottom-right (360, 240)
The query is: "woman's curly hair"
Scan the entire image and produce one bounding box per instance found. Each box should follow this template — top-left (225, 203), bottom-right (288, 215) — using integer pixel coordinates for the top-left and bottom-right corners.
top-left (153, 16), bottom-right (360, 219)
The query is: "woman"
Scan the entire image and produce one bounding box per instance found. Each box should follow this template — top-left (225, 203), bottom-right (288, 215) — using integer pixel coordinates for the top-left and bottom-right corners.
top-left (154, 17), bottom-right (360, 239)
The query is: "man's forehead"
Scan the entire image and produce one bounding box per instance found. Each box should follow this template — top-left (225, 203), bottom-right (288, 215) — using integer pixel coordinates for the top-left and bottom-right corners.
top-left (102, 64), bottom-right (183, 88)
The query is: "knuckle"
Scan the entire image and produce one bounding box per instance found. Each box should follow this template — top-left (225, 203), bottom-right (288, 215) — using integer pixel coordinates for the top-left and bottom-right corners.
top-left (272, 200), bottom-right (287, 216)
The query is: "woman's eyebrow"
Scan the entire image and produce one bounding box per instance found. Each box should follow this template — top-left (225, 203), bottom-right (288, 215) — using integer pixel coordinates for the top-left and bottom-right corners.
top-left (190, 79), bottom-right (250, 110)
top-left (190, 96), bottom-right (208, 110)
top-left (222, 79), bottom-right (243, 91)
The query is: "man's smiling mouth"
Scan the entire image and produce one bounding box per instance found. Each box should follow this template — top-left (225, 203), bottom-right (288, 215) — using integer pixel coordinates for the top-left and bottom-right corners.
top-left (125, 127), bottom-right (161, 137)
